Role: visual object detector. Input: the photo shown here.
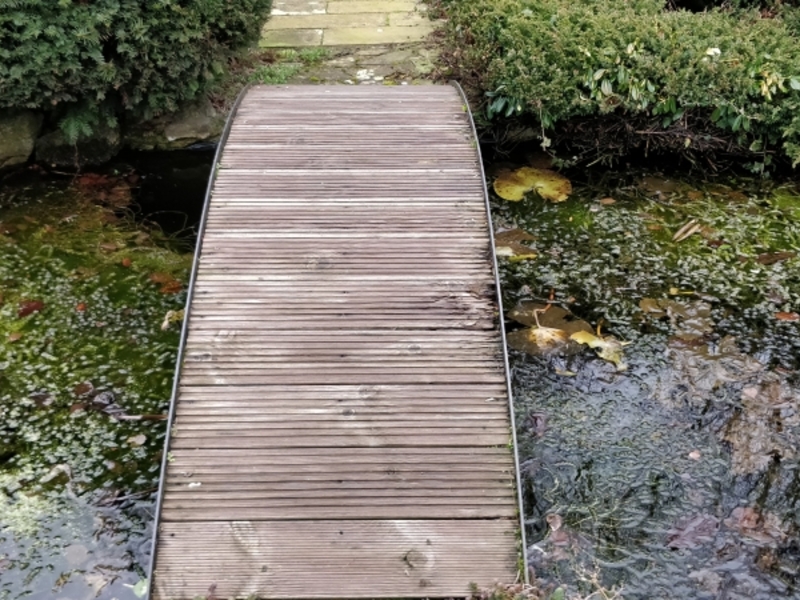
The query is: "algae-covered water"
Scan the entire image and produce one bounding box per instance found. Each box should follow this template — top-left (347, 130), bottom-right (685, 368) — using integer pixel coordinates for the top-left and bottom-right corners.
top-left (492, 168), bottom-right (800, 599)
top-left (4, 150), bottom-right (800, 600)
top-left (0, 155), bottom-right (207, 600)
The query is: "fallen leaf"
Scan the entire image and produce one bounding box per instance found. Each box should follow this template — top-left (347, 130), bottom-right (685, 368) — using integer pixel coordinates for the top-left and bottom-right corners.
top-left (570, 330), bottom-right (629, 371)
top-left (121, 257), bottom-right (132, 268)
top-left (161, 309), bottom-right (185, 330)
top-left (76, 302), bottom-right (87, 312)
top-left (599, 197), bottom-right (616, 205)
top-left (493, 167), bottom-right (571, 202)
top-left (507, 327), bottom-right (570, 355)
top-left (775, 312), bottom-right (800, 321)
top-left (127, 434), bottom-right (147, 447)
top-left (688, 450), bottom-right (701, 460)
top-left (18, 300), bottom-right (44, 318)
top-left (73, 381), bottom-right (94, 396)
top-left (494, 228), bottom-right (535, 245)
top-left (756, 251), bottom-right (796, 265)
top-left (686, 190), bottom-right (704, 201)
top-left (149, 272), bottom-right (174, 284)
top-left (666, 514), bottom-right (719, 549)
top-left (8, 332), bottom-right (22, 342)
top-left (509, 302), bottom-right (593, 334)
top-left (159, 280), bottom-right (183, 294)
top-left (495, 241), bottom-right (537, 261)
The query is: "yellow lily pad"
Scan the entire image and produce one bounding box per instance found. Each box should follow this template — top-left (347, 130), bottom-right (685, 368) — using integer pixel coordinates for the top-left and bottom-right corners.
top-left (493, 167), bottom-right (572, 202)
top-left (570, 330), bottom-right (630, 371)
top-left (507, 326), bottom-right (570, 355)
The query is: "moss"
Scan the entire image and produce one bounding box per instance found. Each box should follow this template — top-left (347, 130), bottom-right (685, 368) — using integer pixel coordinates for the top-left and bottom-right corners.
top-left (0, 179), bottom-right (190, 499)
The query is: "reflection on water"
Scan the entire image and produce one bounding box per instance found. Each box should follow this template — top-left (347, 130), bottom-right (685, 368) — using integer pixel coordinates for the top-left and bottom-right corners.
top-left (0, 151), bottom-right (208, 599)
top-left (494, 171), bottom-right (800, 598)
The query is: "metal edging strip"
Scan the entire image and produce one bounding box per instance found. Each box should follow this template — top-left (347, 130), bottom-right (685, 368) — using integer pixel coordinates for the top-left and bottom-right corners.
top-left (450, 80), bottom-right (529, 583)
top-left (144, 83), bottom-right (254, 600)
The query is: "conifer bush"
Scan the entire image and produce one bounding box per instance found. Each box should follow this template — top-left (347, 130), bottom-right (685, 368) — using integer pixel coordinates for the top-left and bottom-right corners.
top-left (0, 0), bottom-right (272, 140)
top-left (438, 0), bottom-right (800, 167)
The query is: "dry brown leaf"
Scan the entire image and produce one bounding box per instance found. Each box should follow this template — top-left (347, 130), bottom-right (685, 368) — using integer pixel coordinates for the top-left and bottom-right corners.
top-left (775, 312), bottom-right (800, 321)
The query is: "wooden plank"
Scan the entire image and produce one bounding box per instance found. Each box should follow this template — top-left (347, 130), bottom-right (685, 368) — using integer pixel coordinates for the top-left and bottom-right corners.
top-left (153, 84), bottom-right (518, 600)
top-left (152, 520), bottom-right (515, 599)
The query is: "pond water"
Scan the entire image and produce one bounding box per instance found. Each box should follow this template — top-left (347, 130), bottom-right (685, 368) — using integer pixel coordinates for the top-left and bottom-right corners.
top-left (492, 165), bottom-right (800, 599)
top-left (3, 147), bottom-right (800, 600)
top-left (0, 151), bottom-right (210, 600)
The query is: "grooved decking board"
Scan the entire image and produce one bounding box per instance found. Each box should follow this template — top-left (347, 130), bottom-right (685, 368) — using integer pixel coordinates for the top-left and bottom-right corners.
top-left (151, 85), bottom-right (518, 600)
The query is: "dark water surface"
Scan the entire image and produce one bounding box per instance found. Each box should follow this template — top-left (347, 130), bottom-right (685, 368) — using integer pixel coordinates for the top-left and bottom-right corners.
top-left (0, 150), bottom-right (210, 600)
top-left (493, 167), bottom-right (800, 599)
top-left (3, 147), bottom-right (800, 600)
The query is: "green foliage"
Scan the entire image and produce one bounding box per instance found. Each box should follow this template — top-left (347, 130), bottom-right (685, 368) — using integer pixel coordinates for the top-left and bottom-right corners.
top-left (440, 0), bottom-right (800, 165)
top-left (0, 0), bottom-right (272, 132)
top-left (248, 63), bottom-right (302, 85)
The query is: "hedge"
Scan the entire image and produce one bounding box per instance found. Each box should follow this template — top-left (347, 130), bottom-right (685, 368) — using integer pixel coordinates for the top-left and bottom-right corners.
top-left (438, 0), bottom-right (800, 167)
top-left (0, 0), bottom-right (272, 140)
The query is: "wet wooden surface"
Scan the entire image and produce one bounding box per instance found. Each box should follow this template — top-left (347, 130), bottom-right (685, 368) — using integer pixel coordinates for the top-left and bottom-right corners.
top-left (152, 85), bottom-right (518, 600)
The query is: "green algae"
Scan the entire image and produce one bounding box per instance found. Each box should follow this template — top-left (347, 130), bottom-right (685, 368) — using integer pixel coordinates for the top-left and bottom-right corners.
top-left (0, 177), bottom-right (191, 599)
top-left (493, 171), bottom-right (800, 598)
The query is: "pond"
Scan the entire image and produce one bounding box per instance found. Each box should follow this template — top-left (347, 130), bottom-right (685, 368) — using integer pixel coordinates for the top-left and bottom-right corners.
top-left (0, 151), bottom-right (211, 600)
top-left (491, 164), bottom-right (800, 599)
top-left (3, 145), bottom-right (800, 600)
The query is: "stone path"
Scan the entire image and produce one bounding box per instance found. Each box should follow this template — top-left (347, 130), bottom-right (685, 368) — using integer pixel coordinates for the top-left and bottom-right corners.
top-left (262, 0), bottom-right (434, 47)
top-left (259, 0), bottom-right (439, 86)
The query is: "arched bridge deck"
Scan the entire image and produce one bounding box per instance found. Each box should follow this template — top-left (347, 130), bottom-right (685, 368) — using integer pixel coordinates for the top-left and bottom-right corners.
top-left (150, 84), bottom-right (522, 599)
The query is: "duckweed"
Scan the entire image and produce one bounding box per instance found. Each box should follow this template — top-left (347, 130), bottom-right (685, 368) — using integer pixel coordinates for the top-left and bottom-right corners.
top-left (495, 171), bottom-right (800, 598)
top-left (0, 177), bottom-right (191, 599)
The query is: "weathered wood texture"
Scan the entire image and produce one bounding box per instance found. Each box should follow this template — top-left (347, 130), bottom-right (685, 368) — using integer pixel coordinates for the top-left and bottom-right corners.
top-left (152, 85), bottom-right (518, 600)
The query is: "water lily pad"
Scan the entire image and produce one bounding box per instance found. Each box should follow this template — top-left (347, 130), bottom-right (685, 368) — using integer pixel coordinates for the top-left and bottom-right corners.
top-left (493, 167), bottom-right (571, 202)
top-left (509, 302), bottom-right (592, 335)
top-left (570, 330), bottom-right (629, 371)
top-left (507, 303), bottom-right (592, 356)
top-left (507, 326), bottom-right (569, 355)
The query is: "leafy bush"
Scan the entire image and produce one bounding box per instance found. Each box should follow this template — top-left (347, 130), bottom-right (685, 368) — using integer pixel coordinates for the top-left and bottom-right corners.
top-left (438, 0), bottom-right (800, 166)
top-left (0, 0), bottom-right (272, 139)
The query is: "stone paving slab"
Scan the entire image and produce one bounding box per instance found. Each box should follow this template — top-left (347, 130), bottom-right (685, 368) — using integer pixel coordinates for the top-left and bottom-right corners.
top-left (326, 0), bottom-right (422, 14)
top-left (261, 28), bottom-right (324, 47)
top-left (264, 13), bottom-right (388, 30)
top-left (323, 24), bottom-right (433, 46)
top-left (262, 0), bottom-right (433, 47)
top-left (272, 0), bottom-right (327, 15)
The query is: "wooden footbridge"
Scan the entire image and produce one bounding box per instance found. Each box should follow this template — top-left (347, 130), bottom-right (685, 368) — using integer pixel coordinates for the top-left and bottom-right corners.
top-left (148, 84), bottom-right (524, 600)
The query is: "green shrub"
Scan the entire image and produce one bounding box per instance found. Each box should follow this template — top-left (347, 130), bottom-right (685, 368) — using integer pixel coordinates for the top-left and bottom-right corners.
top-left (0, 0), bottom-right (272, 140)
top-left (439, 0), bottom-right (800, 166)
